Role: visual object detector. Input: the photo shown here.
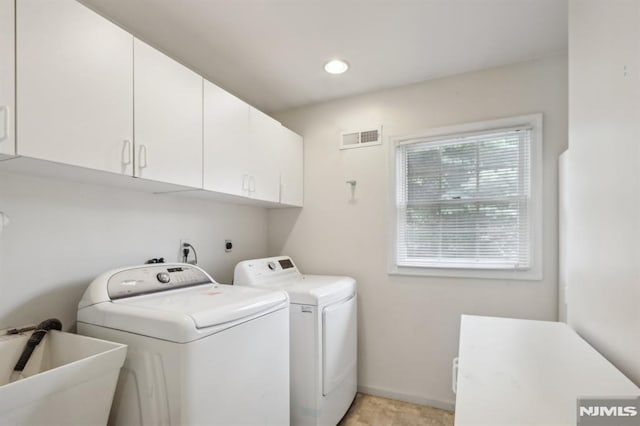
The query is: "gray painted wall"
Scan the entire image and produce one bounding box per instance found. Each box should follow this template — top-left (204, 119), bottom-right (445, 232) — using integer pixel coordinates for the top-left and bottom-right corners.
top-left (566, 0), bottom-right (640, 385)
top-left (0, 171), bottom-right (268, 331)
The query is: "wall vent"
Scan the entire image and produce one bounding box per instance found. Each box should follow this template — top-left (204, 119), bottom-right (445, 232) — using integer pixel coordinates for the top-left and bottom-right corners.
top-left (340, 127), bottom-right (382, 150)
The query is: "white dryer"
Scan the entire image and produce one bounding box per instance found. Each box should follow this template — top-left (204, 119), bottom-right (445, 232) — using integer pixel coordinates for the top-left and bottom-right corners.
top-left (234, 256), bottom-right (357, 426)
top-left (77, 263), bottom-right (290, 426)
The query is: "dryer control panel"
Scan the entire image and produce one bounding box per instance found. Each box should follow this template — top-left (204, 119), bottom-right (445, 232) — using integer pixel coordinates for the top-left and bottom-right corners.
top-left (107, 264), bottom-right (213, 300)
top-left (234, 256), bottom-right (302, 286)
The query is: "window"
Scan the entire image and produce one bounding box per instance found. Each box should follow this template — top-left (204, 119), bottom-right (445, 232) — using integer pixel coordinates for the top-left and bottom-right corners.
top-left (389, 114), bottom-right (542, 279)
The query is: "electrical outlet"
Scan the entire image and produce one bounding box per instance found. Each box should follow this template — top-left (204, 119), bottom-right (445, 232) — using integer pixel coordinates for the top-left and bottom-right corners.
top-left (225, 239), bottom-right (233, 252)
top-left (180, 238), bottom-right (191, 262)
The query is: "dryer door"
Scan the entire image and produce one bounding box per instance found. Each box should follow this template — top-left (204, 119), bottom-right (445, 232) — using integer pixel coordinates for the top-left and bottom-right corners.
top-left (322, 294), bottom-right (357, 396)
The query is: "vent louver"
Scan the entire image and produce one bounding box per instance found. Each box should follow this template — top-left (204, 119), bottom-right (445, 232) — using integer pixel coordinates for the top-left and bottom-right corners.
top-left (340, 127), bottom-right (382, 149)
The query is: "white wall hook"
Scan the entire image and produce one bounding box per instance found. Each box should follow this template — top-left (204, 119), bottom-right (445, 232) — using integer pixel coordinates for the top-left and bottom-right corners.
top-left (0, 211), bottom-right (9, 233)
top-left (346, 180), bottom-right (357, 203)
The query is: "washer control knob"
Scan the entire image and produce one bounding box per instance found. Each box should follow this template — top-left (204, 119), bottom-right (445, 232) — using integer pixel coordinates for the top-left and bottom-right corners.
top-left (267, 261), bottom-right (276, 271)
top-left (156, 272), bottom-right (171, 284)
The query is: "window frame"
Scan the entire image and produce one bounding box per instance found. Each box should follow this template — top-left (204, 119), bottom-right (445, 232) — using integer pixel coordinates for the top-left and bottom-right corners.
top-left (388, 114), bottom-right (543, 280)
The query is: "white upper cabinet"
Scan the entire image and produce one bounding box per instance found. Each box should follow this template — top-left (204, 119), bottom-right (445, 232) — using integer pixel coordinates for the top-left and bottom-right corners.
top-left (133, 39), bottom-right (203, 188)
top-left (203, 81), bottom-right (250, 196)
top-left (11, 0), bottom-right (302, 205)
top-left (0, 0), bottom-right (14, 158)
top-left (279, 127), bottom-right (304, 207)
top-left (249, 107), bottom-right (281, 203)
top-left (17, 0), bottom-right (134, 175)
top-left (204, 86), bottom-right (287, 204)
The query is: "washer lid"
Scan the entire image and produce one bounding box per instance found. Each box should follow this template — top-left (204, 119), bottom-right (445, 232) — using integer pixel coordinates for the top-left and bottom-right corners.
top-left (118, 284), bottom-right (287, 328)
top-left (78, 284), bottom-right (288, 343)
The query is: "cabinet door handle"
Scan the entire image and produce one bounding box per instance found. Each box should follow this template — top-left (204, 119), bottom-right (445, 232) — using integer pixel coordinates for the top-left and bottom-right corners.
top-left (249, 176), bottom-right (256, 192)
top-left (242, 174), bottom-right (249, 191)
top-left (122, 140), bottom-right (132, 165)
top-left (0, 106), bottom-right (9, 142)
top-left (139, 144), bottom-right (148, 169)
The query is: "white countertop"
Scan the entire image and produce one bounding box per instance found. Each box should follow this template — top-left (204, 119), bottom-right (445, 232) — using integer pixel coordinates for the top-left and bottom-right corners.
top-left (454, 315), bottom-right (639, 426)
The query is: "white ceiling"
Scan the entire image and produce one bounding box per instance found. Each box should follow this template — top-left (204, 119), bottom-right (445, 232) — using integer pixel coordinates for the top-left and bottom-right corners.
top-left (80, 0), bottom-right (568, 113)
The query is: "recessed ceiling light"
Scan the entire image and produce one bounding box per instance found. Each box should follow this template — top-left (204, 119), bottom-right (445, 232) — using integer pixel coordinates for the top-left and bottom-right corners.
top-left (324, 59), bottom-right (349, 75)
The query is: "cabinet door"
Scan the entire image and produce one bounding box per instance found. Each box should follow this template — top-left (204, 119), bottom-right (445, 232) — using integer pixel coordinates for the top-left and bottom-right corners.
top-left (133, 39), bottom-right (203, 188)
top-left (0, 0), bottom-right (14, 157)
top-left (279, 127), bottom-right (304, 206)
top-left (17, 0), bottom-right (134, 175)
top-left (203, 81), bottom-right (250, 196)
top-left (249, 107), bottom-right (281, 202)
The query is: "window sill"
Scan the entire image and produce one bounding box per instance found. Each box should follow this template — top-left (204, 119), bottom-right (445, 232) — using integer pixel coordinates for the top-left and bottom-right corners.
top-left (388, 265), bottom-right (542, 281)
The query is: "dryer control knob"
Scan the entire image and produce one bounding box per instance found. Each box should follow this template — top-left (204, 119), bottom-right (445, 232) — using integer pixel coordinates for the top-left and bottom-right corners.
top-left (157, 272), bottom-right (171, 284)
top-left (268, 261), bottom-right (276, 271)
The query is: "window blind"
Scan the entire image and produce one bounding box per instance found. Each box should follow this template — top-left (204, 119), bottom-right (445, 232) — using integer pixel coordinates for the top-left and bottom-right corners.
top-left (395, 128), bottom-right (531, 270)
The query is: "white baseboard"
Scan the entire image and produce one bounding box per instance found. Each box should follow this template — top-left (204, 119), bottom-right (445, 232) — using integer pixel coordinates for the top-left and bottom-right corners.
top-left (357, 385), bottom-right (455, 412)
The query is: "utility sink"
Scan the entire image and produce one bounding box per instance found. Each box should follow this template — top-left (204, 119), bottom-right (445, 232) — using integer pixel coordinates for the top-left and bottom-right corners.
top-left (0, 330), bottom-right (126, 425)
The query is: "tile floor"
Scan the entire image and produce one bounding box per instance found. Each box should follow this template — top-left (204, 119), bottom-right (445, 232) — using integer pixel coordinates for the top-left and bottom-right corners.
top-left (339, 393), bottom-right (455, 426)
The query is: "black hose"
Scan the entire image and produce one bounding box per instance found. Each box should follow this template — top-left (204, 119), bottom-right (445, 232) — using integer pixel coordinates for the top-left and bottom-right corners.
top-left (13, 318), bottom-right (62, 373)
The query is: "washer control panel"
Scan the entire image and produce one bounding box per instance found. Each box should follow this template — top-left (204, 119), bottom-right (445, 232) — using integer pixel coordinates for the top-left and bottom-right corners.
top-left (107, 264), bottom-right (213, 300)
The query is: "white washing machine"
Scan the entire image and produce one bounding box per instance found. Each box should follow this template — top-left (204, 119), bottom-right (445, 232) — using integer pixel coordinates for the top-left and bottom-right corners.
top-left (77, 263), bottom-right (290, 426)
top-left (234, 256), bottom-right (357, 426)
